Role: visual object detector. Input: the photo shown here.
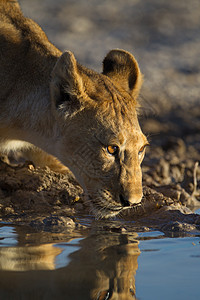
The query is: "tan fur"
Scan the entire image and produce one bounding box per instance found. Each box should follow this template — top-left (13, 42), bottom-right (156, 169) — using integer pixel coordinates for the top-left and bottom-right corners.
top-left (0, 0), bottom-right (148, 218)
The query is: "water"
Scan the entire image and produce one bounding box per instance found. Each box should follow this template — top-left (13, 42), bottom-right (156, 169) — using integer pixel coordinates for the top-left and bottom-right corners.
top-left (137, 234), bottom-right (200, 300)
top-left (0, 222), bottom-right (199, 300)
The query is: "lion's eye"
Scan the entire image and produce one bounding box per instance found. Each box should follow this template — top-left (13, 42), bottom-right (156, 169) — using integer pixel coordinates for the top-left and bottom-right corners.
top-left (107, 145), bottom-right (118, 156)
top-left (138, 145), bottom-right (145, 155)
top-left (97, 289), bottom-right (112, 300)
top-left (138, 143), bottom-right (149, 155)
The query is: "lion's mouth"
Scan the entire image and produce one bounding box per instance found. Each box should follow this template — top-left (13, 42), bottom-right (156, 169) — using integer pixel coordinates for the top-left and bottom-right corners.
top-left (86, 192), bottom-right (142, 219)
top-left (90, 200), bottom-right (140, 219)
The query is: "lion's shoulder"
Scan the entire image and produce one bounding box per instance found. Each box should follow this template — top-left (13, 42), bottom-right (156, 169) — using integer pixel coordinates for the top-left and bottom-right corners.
top-left (0, 0), bottom-right (59, 54)
top-left (0, 0), bottom-right (60, 103)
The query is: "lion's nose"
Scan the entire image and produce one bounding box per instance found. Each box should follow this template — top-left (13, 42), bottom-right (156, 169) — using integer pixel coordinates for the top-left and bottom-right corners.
top-left (119, 194), bottom-right (131, 207)
top-left (119, 193), bottom-right (142, 207)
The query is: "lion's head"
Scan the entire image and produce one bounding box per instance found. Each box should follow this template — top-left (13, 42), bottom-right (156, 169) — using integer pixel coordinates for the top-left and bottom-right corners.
top-left (50, 49), bottom-right (148, 218)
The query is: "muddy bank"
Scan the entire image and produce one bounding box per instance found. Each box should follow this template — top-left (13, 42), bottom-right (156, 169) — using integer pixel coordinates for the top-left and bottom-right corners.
top-left (0, 157), bottom-right (82, 224)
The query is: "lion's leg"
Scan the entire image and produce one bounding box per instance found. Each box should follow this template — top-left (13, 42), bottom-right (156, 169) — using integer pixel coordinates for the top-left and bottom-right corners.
top-left (20, 147), bottom-right (69, 174)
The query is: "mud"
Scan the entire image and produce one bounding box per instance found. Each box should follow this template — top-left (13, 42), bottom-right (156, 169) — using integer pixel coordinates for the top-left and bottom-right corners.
top-left (0, 0), bottom-right (199, 233)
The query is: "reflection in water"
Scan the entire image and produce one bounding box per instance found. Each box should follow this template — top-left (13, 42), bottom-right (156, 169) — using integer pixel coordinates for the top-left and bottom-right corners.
top-left (0, 243), bottom-right (62, 271)
top-left (0, 224), bottom-right (140, 300)
top-left (67, 231), bottom-right (139, 300)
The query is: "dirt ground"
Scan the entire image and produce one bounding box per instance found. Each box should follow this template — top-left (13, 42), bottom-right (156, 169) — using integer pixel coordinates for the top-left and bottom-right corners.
top-left (0, 0), bottom-right (199, 233)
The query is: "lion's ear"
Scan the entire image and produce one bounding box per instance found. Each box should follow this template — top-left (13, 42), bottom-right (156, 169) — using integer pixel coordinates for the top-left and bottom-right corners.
top-left (102, 49), bottom-right (142, 98)
top-left (50, 51), bottom-right (84, 109)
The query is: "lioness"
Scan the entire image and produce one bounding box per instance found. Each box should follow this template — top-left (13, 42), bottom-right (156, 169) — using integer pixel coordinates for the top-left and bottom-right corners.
top-left (0, 0), bottom-right (148, 218)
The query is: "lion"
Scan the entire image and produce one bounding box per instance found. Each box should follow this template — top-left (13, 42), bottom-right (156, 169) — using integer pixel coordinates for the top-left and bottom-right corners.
top-left (0, 0), bottom-right (149, 218)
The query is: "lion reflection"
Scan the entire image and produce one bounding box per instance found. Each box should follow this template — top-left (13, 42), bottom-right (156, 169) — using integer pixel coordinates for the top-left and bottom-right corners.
top-left (0, 230), bottom-right (140, 300)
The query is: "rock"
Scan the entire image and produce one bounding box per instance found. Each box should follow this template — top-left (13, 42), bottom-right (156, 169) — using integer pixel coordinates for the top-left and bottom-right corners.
top-left (161, 221), bottom-right (197, 233)
top-left (30, 216), bottom-right (76, 232)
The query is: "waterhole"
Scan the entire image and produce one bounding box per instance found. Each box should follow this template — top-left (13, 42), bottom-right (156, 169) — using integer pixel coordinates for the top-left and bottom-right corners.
top-left (0, 218), bottom-right (199, 300)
